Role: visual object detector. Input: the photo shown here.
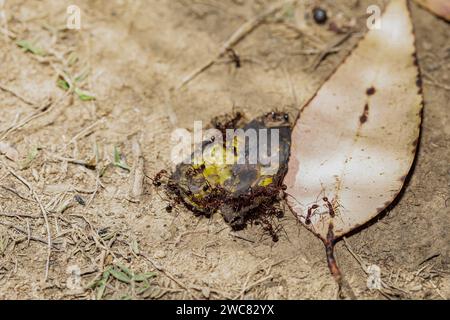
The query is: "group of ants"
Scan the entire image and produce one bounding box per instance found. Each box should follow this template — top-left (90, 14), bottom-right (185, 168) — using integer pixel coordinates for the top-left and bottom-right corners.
top-left (148, 166), bottom-right (339, 243)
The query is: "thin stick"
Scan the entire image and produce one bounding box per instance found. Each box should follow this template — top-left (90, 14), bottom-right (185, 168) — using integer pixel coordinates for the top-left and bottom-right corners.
top-left (342, 237), bottom-right (367, 270)
top-left (0, 185), bottom-right (34, 202)
top-left (0, 92), bottom-right (70, 140)
top-left (1, 162), bottom-right (52, 280)
top-left (66, 118), bottom-right (104, 147)
top-left (177, 0), bottom-right (296, 89)
top-left (342, 237), bottom-right (399, 298)
top-left (26, 219), bottom-right (31, 246)
top-left (423, 78), bottom-right (450, 91)
top-left (140, 253), bottom-right (200, 299)
top-left (51, 155), bottom-right (96, 168)
top-left (0, 221), bottom-right (57, 248)
top-left (233, 258), bottom-right (269, 299)
top-left (0, 99), bottom-right (51, 139)
top-left (0, 212), bottom-right (42, 219)
top-left (310, 33), bottom-right (353, 70)
top-left (127, 135), bottom-right (145, 202)
top-left (245, 275), bottom-right (273, 293)
top-left (0, 83), bottom-right (37, 106)
top-left (0, 26), bottom-right (16, 39)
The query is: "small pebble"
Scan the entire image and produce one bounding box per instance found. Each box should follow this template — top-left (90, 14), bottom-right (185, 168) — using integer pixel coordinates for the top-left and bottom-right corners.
top-left (202, 287), bottom-right (211, 299)
top-left (74, 194), bottom-right (86, 206)
top-left (154, 249), bottom-right (166, 259)
top-left (410, 284), bottom-right (423, 292)
top-left (313, 7), bottom-right (328, 24)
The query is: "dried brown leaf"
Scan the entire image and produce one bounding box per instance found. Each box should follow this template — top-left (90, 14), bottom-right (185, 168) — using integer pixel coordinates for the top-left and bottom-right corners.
top-left (286, 0), bottom-right (422, 242)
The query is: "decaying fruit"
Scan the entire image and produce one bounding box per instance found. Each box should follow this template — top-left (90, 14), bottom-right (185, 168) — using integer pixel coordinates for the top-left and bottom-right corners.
top-left (169, 112), bottom-right (291, 229)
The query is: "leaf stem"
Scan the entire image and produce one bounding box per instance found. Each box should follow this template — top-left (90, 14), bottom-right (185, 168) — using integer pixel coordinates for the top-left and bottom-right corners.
top-left (325, 240), bottom-right (357, 300)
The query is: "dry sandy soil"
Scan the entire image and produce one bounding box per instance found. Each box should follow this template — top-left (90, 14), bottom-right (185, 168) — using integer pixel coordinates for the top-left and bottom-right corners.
top-left (0, 0), bottom-right (448, 300)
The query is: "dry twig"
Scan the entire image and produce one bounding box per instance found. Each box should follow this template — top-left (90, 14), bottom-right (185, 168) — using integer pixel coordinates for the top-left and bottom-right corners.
top-left (140, 253), bottom-right (200, 299)
top-left (0, 83), bottom-right (38, 106)
top-left (0, 161), bottom-right (52, 280)
top-left (177, 0), bottom-right (296, 89)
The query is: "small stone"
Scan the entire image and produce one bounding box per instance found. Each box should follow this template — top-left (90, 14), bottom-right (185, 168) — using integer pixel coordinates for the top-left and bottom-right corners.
top-left (202, 287), bottom-right (211, 299)
top-left (154, 249), bottom-right (166, 259)
top-left (313, 7), bottom-right (328, 24)
top-left (410, 284), bottom-right (423, 292)
top-left (0, 142), bottom-right (19, 162)
top-left (32, 169), bottom-right (39, 182)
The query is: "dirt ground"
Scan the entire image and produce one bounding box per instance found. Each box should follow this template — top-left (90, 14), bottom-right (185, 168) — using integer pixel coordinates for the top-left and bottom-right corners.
top-left (0, 0), bottom-right (448, 300)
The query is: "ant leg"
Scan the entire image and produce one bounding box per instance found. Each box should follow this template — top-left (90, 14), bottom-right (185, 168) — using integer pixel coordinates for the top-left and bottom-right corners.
top-left (332, 198), bottom-right (346, 224)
